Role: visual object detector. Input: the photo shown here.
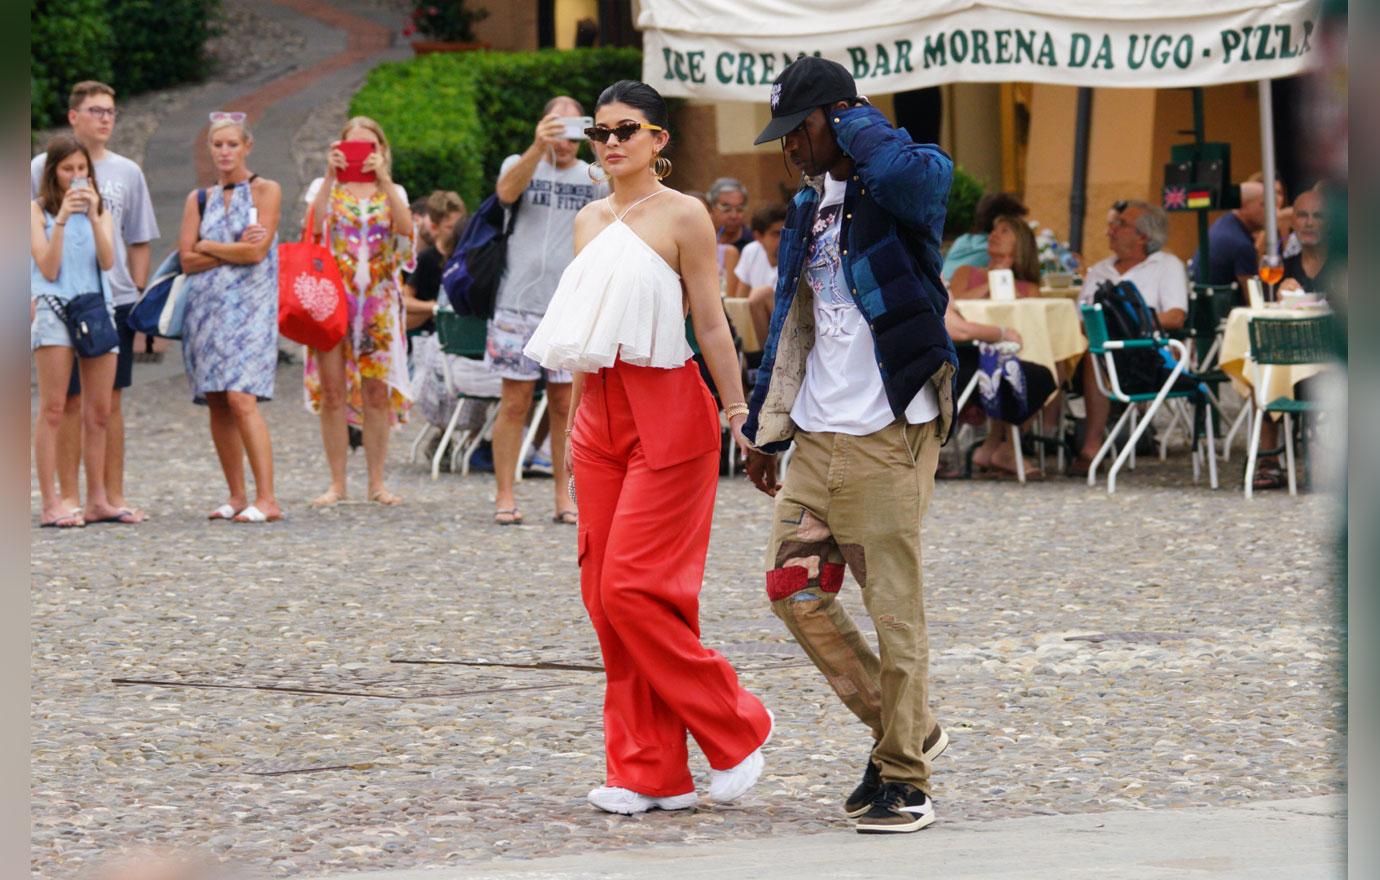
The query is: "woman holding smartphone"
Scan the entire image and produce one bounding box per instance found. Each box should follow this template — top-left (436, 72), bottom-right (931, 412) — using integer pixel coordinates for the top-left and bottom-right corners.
top-left (30, 135), bottom-right (122, 528)
top-left (178, 113), bottom-right (284, 522)
top-left (303, 116), bottom-right (414, 506)
top-left (523, 81), bottom-right (772, 815)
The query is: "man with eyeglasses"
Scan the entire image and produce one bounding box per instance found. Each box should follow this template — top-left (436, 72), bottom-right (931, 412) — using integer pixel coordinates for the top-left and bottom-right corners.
top-left (707, 177), bottom-right (752, 250)
top-left (743, 56), bottom-right (956, 835)
top-left (30, 80), bottom-right (159, 524)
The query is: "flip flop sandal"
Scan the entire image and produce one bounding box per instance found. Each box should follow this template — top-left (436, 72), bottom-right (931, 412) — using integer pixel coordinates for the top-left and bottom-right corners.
top-left (208, 504), bottom-right (241, 520)
top-left (233, 504), bottom-right (284, 523)
top-left (88, 508), bottom-right (141, 525)
top-left (1252, 465), bottom-right (1287, 491)
top-left (552, 510), bottom-right (578, 525)
top-left (494, 508), bottom-right (523, 526)
top-left (40, 514), bottom-right (85, 529)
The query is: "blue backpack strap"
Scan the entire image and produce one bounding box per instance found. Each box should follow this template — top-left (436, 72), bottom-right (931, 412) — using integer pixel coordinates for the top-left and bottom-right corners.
top-left (197, 188), bottom-right (207, 217)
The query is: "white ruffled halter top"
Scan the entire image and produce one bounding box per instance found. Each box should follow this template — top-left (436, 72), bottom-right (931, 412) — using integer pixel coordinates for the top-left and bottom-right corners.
top-left (523, 189), bottom-right (693, 373)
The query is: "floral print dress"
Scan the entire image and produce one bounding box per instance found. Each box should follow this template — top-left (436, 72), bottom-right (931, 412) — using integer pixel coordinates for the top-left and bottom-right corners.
top-left (303, 182), bottom-right (414, 426)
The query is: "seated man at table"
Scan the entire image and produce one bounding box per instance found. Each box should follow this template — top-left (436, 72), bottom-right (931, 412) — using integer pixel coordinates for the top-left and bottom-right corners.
top-left (1192, 180), bottom-right (1269, 300)
top-left (1280, 186), bottom-right (1328, 295)
top-left (1071, 200), bottom-right (1188, 476)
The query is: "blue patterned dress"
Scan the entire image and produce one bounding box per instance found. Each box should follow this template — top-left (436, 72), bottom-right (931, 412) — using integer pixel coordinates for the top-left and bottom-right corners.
top-left (181, 181), bottom-right (279, 404)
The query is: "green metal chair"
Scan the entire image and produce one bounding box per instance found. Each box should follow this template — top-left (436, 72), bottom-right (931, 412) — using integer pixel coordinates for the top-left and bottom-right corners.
top-left (1080, 303), bottom-right (1218, 493)
top-left (1186, 283), bottom-right (1253, 460)
top-left (426, 307), bottom-right (499, 480)
top-left (1242, 314), bottom-right (1336, 498)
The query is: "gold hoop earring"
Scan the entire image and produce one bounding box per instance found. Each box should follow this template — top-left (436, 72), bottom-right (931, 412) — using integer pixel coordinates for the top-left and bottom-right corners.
top-left (652, 155), bottom-right (672, 181)
top-left (588, 161), bottom-right (609, 184)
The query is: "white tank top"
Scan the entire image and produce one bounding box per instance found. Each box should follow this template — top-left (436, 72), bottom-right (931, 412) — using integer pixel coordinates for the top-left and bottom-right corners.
top-left (523, 190), bottom-right (693, 372)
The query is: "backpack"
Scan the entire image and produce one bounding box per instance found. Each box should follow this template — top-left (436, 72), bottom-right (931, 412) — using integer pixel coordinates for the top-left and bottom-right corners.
top-left (440, 192), bottom-right (519, 320)
top-left (1093, 279), bottom-right (1201, 398)
top-left (1093, 279), bottom-right (1168, 394)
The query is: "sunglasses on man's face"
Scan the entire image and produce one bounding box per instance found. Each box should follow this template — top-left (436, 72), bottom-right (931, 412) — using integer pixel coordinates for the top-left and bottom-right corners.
top-left (583, 122), bottom-right (664, 144)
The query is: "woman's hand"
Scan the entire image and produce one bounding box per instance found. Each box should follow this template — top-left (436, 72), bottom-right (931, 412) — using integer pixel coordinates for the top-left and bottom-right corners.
top-left (563, 430), bottom-right (574, 479)
top-left (240, 224), bottom-right (268, 244)
top-left (57, 188), bottom-right (87, 222)
top-left (363, 151), bottom-right (391, 186)
top-left (729, 413), bottom-right (751, 455)
top-left (325, 143), bottom-right (347, 180)
top-left (999, 326), bottom-right (1023, 345)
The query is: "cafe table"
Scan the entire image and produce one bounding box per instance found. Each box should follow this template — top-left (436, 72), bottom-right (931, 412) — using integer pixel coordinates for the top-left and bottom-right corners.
top-left (953, 296), bottom-right (1087, 378)
top-left (1217, 304), bottom-right (1332, 405)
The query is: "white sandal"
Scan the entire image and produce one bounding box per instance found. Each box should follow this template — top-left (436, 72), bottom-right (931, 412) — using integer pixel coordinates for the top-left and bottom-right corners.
top-left (208, 504), bottom-right (240, 521)
top-left (232, 504), bottom-right (283, 524)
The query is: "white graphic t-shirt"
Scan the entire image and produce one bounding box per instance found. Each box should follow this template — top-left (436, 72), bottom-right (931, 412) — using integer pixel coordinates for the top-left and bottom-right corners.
top-left (790, 172), bottom-right (939, 435)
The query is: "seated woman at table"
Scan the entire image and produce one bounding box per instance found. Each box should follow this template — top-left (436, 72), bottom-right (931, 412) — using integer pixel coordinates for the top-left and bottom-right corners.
top-left (948, 215), bottom-right (1041, 300)
top-left (944, 299), bottom-right (1057, 479)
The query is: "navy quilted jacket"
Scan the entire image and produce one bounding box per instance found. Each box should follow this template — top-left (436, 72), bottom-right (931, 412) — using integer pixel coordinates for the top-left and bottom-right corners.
top-left (744, 104), bottom-right (958, 453)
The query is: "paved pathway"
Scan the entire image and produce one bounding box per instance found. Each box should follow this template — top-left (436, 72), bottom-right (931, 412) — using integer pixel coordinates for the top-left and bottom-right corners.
top-left (304, 795), bottom-right (1346, 880)
top-left (30, 366), bottom-right (1345, 879)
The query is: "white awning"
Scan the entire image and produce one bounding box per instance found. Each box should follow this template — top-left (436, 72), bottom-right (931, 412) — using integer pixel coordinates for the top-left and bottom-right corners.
top-left (638, 0), bottom-right (1322, 100)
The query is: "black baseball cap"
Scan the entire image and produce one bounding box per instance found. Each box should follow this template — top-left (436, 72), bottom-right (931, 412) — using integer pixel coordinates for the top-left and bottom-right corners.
top-left (754, 56), bottom-right (858, 145)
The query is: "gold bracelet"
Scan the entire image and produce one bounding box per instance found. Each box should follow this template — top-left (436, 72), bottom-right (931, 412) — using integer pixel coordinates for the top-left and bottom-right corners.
top-left (724, 402), bottom-right (749, 420)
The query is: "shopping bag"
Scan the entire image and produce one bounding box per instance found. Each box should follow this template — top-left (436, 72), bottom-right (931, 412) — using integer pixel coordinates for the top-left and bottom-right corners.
top-left (277, 207), bottom-right (347, 351)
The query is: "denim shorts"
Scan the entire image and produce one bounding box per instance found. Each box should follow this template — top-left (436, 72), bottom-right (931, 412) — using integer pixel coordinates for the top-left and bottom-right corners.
top-left (484, 308), bottom-right (573, 384)
top-left (30, 298), bottom-right (119, 358)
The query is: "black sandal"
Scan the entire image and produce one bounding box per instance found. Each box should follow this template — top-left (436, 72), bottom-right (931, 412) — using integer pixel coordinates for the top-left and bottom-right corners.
top-left (1252, 462), bottom-right (1286, 491)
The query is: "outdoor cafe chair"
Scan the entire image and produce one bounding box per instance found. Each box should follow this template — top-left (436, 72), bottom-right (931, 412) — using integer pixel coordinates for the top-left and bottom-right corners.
top-left (1242, 314), bottom-right (1336, 499)
top-left (415, 307), bottom-right (500, 480)
top-left (1080, 303), bottom-right (1218, 493)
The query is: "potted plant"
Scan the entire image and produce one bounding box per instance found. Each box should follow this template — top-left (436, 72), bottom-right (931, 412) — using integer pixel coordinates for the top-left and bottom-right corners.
top-left (404, 1), bottom-right (490, 54)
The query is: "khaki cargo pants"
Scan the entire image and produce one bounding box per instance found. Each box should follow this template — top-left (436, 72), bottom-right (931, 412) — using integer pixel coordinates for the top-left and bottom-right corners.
top-left (765, 418), bottom-right (941, 789)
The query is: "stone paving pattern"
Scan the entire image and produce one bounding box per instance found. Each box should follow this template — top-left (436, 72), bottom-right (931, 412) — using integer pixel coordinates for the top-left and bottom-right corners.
top-left (30, 366), bottom-right (1344, 878)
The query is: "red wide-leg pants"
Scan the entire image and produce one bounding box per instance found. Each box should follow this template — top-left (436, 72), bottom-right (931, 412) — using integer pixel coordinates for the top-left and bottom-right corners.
top-left (572, 360), bottom-right (771, 797)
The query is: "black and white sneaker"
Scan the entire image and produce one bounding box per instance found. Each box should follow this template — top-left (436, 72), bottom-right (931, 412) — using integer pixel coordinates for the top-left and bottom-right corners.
top-left (854, 781), bottom-right (935, 834)
top-left (842, 725), bottom-right (948, 818)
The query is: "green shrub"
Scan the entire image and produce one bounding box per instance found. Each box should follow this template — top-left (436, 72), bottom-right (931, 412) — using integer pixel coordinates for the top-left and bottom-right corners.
top-left (109, 0), bottom-right (221, 94)
top-left (350, 48), bottom-right (643, 210)
top-left (30, 0), bottom-right (114, 131)
top-left (944, 165), bottom-right (986, 240)
top-left (30, 0), bottom-right (221, 131)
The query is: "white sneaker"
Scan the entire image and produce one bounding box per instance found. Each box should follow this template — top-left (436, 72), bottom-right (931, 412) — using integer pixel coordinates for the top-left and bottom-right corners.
top-left (587, 786), bottom-right (697, 815)
top-left (708, 709), bottom-right (773, 804)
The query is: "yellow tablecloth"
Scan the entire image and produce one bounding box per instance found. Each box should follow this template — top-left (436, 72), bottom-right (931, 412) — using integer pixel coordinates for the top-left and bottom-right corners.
top-left (722, 297), bottom-right (760, 353)
top-left (953, 298), bottom-right (1087, 378)
top-left (1219, 306), bottom-right (1331, 402)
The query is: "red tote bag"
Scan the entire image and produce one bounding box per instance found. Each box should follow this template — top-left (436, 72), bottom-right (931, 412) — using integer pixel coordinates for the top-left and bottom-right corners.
top-left (278, 207), bottom-right (348, 351)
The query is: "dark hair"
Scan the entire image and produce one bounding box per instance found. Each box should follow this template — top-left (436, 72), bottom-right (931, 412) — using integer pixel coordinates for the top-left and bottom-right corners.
top-left (595, 80), bottom-right (669, 133)
top-left (751, 204), bottom-right (788, 234)
top-left (972, 192), bottom-right (1028, 234)
top-left (37, 134), bottom-right (103, 217)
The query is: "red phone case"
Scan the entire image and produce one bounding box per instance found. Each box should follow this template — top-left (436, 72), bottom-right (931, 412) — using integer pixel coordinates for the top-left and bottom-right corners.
top-left (337, 141), bottom-right (376, 183)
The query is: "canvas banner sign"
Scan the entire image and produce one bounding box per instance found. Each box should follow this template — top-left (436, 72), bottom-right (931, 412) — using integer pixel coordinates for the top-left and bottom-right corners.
top-left (638, 0), bottom-right (1321, 100)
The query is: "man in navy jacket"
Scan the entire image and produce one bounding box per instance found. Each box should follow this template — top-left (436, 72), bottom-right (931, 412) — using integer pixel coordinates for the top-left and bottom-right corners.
top-left (744, 57), bottom-right (955, 834)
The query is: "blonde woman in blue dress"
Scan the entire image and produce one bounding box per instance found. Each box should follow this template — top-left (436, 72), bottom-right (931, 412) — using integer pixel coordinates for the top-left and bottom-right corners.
top-left (178, 114), bottom-right (283, 523)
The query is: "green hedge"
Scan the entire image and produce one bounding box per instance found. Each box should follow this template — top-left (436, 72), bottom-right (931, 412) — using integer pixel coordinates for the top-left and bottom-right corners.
top-left (30, 0), bottom-right (113, 131)
top-left (30, 0), bottom-right (220, 131)
top-left (944, 165), bottom-right (986, 241)
top-left (110, 0), bottom-right (221, 94)
top-left (350, 48), bottom-right (644, 211)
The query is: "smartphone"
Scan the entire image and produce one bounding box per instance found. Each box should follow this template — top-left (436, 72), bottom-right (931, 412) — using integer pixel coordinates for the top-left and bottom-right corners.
top-left (559, 116), bottom-right (593, 140)
top-left (70, 177), bottom-right (88, 190)
top-left (337, 140), bottom-right (377, 183)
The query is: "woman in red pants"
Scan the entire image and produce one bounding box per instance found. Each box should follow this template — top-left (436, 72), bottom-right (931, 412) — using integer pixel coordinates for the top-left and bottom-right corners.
top-left (524, 80), bottom-right (772, 815)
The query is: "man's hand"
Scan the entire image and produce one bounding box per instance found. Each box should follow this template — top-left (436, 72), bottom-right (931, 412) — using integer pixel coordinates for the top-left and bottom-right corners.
top-left (533, 114), bottom-right (566, 150)
top-left (746, 449), bottom-right (781, 497)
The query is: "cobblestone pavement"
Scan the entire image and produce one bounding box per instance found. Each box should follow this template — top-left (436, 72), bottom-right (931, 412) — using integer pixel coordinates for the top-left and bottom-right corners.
top-left (30, 367), bottom-right (1344, 879)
